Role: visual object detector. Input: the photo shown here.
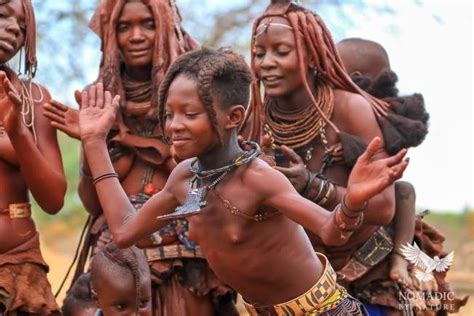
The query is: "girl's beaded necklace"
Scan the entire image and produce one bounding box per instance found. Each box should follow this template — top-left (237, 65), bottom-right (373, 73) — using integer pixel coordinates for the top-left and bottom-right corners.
top-left (158, 141), bottom-right (260, 220)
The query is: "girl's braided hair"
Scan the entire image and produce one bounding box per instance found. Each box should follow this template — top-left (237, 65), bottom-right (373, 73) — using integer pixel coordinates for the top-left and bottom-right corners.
top-left (158, 48), bottom-right (252, 143)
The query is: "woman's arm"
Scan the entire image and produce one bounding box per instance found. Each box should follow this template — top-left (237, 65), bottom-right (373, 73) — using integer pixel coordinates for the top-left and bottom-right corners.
top-left (278, 92), bottom-right (399, 225)
top-left (0, 73), bottom-right (66, 213)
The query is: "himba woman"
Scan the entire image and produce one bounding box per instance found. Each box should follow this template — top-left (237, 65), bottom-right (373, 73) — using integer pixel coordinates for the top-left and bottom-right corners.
top-left (0, 0), bottom-right (66, 314)
top-left (242, 0), bottom-right (444, 314)
top-left (336, 37), bottom-right (468, 314)
top-left (43, 0), bottom-right (237, 315)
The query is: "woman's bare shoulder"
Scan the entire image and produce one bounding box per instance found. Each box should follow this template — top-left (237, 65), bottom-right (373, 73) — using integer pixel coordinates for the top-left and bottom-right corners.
top-left (333, 89), bottom-right (380, 138)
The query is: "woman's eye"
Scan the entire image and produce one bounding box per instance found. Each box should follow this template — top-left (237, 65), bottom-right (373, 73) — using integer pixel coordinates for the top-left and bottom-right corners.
top-left (117, 23), bottom-right (128, 32)
top-left (144, 21), bottom-right (155, 29)
top-left (277, 50), bottom-right (290, 56)
top-left (139, 299), bottom-right (149, 309)
top-left (115, 304), bottom-right (126, 311)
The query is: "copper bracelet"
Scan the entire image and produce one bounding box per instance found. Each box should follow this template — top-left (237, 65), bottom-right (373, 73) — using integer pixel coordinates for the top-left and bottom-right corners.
top-left (335, 204), bottom-right (364, 233)
top-left (341, 194), bottom-right (368, 218)
top-left (92, 172), bottom-right (119, 184)
top-left (301, 169), bottom-right (317, 196)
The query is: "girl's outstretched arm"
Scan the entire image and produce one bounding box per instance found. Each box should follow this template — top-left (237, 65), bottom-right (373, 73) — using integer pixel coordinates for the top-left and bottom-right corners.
top-left (256, 137), bottom-right (408, 246)
top-left (80, 83), bottom-right (179, 248)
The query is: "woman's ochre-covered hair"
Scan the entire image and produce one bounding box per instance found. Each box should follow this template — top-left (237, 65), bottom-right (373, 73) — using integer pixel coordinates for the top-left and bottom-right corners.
top-left (243, 0), bottom-right (390, 142)
top-left (88, 0), bottom-right (199, 119)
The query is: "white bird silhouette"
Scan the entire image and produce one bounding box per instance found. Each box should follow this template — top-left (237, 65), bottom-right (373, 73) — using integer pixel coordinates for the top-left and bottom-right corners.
top-left (400, 242), bottom-right (454, 282)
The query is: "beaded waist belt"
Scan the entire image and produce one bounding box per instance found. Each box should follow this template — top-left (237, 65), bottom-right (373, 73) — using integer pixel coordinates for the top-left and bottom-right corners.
top-left (337, 226), bottom-right (393, 283)
top-left (1, 202), bottom-right (32, 219)
top-left (145, 244), bottom-right (205, 262)
top-left (244, 253), bottom-right (347, 315)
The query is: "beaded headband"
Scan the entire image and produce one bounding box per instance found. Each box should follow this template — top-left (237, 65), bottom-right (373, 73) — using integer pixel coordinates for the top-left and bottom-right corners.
top-left (254, 19), bottom-right (294, 38)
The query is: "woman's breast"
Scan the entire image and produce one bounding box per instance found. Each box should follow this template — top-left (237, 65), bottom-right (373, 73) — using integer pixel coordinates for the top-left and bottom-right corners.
top-left (0, 134), bottom-right (19, 167)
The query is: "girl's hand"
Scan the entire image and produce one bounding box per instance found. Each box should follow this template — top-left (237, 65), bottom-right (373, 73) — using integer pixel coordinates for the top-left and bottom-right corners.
top-left (79, 83), bottom-right (120, 142)
top-left (346, 137), bottom-right (409, 210)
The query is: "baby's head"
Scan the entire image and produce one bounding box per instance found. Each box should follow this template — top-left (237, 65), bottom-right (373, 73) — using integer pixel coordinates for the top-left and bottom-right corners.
top-left (90, 243), bottom-right (151, 316)
top-left (337, 38), bottom-right (398, 98)
top-left (62, 273), bottom-right (97, 316)
top-left (337, 37), bottom-right (390, 81)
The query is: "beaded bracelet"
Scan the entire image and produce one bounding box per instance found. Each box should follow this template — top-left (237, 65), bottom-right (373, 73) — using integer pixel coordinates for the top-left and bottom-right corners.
top-left (92, 172), bottom-right (119, 184)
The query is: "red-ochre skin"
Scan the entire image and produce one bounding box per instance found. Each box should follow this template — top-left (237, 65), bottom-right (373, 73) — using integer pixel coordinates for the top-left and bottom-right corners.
top-left (78, 69), bottom-right (407, 305)
top-left (253, 17), bottom-right (399, 272)
top-left (337, 38), bottom-right (417, 288)
top-left (0, 0), bottom-right (66, 254)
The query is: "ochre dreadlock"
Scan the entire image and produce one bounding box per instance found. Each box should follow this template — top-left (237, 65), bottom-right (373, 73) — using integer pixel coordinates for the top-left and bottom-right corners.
top-left (243, 0), bottom-right (390, 143)
top-left (88, 0), bottom-right (199, 120)
top-left (90, 243), bottom-right (150, 312)
top-left (158, 48), bottom-right (252, 143)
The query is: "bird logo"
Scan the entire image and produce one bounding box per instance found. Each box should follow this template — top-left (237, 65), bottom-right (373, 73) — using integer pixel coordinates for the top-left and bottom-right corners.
top-left (399, 242), bottom-right (455, 282)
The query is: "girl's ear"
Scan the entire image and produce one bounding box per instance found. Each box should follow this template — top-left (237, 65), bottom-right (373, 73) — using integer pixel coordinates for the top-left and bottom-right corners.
top-left (226, 105), bottom-right (246, 129)
top-left (90, 284), bottom-right (99, 306)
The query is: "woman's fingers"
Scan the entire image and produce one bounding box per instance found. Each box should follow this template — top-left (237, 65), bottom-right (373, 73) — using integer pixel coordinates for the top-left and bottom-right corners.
top-left (104, 91), bottom-right (112, 108)
top-left (7, 91), bottom-right (21, 107)
top-left (112, 95), bottom-right (120, 108)
top-left (74, 90), bottom-right (82, 108)
top-left (88, 85), bottom-right (96, 107)
top-left (44, 103), bottom-right (66, 117)
top-left (44, 110), bottom-right (66, 125)
top-left (49, 99), bottom-right (69, 111)
top-left (50, 121), bottom-right (68, 132)
top-left (96, 83), bottom-right (104, 108)
top-left (280, 145), bottom-right (303, 164)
